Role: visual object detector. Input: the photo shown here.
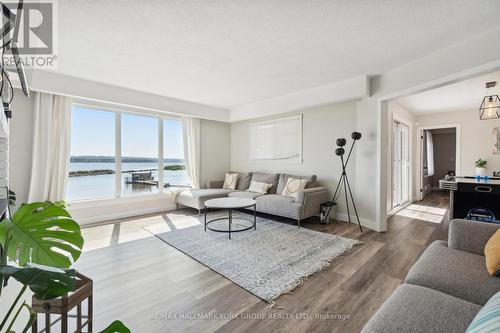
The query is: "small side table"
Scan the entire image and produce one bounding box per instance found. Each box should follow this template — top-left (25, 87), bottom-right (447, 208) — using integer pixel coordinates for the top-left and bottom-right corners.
top-left (320, 201), bottom-right (337, 224)
top-left (31, 273), bottom-right (93, 333)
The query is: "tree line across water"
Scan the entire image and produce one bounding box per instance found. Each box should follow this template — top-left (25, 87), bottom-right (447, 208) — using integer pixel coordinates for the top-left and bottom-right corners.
top-left (69, 165), bottom-right (185, 177)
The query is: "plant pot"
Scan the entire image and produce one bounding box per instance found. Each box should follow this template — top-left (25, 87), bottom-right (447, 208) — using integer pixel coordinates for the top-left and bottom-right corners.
top-left (475, 167), bottom-right (487, 177)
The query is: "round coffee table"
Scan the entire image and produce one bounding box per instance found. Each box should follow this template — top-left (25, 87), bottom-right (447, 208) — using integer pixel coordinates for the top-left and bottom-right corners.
top-left (204, 198), bottom-right (257, 239)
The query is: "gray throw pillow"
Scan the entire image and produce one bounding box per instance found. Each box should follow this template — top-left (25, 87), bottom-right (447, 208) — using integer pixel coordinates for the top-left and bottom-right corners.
top-left (277, 174), bottom-right (317, 194)
top-left (229, 171), bottom-right (253, 190)
top-left (250, 172), bottom-right (279, 194)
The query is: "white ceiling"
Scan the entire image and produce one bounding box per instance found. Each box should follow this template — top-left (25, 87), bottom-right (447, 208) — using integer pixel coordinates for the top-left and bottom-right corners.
top-left (396, 70), bottom-right (500, 114)
top-left (56, 0), bottom-right (500, 110)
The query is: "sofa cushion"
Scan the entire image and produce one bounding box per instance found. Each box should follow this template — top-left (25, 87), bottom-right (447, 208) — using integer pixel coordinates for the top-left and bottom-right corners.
top-left (276, 174), bottom-right (317, 194)
top-left (229, 171), bottom-right (253, 190)
top-left (255, 194), bottom-right (302, 219)
top-left (361, 284), bottom-right (481, 333)
top-left (228, 191), bottom-right (264, 200)
top-left (404, 243), bottom-right (500, 305)
top-left (176, 189), bottom-right (234, 210)
top-left (250, 172), bottom-right (279, 194)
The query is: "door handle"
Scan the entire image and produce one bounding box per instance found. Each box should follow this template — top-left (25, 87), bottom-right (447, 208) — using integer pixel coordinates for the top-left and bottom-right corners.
top-left (475, 186), bottom-right (492, 193)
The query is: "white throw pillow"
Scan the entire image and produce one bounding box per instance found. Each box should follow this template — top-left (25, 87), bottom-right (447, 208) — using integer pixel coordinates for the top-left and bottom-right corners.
top-left (223, 173), bottom-right (239, 190)
top-left (247, 181), bottom-right (272, 194)
top-left (282, 177), bottom-right (308, 200)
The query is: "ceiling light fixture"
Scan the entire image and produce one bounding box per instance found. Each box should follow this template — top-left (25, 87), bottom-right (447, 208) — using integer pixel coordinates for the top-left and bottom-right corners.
top-left (479, 81), bottom-right (500, 120)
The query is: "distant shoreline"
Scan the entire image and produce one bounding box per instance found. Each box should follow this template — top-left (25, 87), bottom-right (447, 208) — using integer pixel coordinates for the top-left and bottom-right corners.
top-left (70, 156), bottom-right (184, 163)
top-left (69, 165), bottom-right (185, 177)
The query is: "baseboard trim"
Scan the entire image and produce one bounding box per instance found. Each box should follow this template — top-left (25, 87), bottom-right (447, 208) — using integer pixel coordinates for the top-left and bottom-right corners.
top-left (334, 212), bottom-right (380, 232)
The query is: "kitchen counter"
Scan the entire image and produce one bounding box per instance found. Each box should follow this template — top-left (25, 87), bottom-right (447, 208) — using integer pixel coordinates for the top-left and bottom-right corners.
top-left (439, 177), bottom-right (500, 224)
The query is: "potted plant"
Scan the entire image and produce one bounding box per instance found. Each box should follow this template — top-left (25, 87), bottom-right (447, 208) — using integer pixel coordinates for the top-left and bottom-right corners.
top-left (0, 200), bottom-right (130, 332)
top-left (475, 158), bottom-right (487, 177)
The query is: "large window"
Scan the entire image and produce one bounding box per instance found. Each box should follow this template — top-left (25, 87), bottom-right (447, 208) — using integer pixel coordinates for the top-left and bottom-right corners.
top-left (67, 105), bottom-right (187, 202)
top-left (67, 107), bottom-right (116, 201)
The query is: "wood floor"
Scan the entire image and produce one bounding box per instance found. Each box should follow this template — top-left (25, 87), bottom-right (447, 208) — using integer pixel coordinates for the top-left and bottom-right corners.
top-left (75, 191), bottom-right (450, 333)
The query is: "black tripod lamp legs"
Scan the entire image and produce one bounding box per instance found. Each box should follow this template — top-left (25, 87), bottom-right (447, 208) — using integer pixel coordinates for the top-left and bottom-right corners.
top-left (344, 176), bottom-right (363, 233)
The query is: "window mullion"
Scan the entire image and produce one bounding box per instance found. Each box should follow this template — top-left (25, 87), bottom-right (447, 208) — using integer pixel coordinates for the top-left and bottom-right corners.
top-left (115, 112), bottom-right (122, 197)
top-left (158, 119), bottom-right (164, 193)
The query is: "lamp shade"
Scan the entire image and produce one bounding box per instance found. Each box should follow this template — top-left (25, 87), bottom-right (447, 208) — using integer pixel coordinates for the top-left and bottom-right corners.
top-left (479, 94), bottom-right (500, 120)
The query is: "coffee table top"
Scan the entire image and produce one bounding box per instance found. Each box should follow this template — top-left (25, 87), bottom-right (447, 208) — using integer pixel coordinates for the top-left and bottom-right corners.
top-left (205, 197), bottom-right (256, 209)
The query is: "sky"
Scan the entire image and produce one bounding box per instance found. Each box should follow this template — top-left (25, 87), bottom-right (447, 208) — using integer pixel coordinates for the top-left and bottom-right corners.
top-left (71, 106), bottom-right (185, 159)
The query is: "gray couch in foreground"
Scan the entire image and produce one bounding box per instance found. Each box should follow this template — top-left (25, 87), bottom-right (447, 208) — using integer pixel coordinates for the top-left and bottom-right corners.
top-left (175, 171), bottom-right (330, 227)
top-left (361, 219), bottom-right (500, 333)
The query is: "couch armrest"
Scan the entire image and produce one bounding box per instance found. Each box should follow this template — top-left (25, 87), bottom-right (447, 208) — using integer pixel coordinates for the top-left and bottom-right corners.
top-left (296, 187), bottom-right (330, 218)
top-left (206, 180), bottom-right (224, 189)
top-left (296, 187), bottom-right (330, 203)
top-left (448, 219), bottom-right (500, 256)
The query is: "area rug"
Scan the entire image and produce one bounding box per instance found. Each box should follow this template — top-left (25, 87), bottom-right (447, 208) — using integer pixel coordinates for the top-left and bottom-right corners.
top-left (152, 212), bottom-right (360, 302)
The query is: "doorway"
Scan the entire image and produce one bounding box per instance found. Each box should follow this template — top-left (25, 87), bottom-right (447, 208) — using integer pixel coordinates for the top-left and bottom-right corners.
top-left (392, 121), bottom-right (410, 210)
top-left (418, 125), bottom-right (460, 201)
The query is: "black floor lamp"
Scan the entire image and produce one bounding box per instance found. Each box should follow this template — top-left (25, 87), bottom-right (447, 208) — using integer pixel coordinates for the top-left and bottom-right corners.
top-left (324, 132), bottom-right (363, 232)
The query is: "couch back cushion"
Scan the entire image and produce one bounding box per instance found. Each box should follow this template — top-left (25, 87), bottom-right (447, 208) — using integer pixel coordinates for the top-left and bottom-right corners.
top-left (277, 174), bottom-right (317, 194)
top-left (230, 171), bottom-right (253, 190)
top-left (250, 172), bottom-right (279, 194)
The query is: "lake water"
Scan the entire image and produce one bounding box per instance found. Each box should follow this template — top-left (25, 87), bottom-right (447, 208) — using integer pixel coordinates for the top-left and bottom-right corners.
top-left (67, 161), bottom-right (189, 201)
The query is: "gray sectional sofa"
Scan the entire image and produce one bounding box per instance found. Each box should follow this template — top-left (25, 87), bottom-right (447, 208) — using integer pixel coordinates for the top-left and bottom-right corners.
top-left (175, 171), bottom-right (330, 227)
top-left (361, 219), bottom-right (500, 333)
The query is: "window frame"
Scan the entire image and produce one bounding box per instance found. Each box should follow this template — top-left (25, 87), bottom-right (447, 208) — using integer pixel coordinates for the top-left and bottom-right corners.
top-left (68, 101), bottom-right (186, 203)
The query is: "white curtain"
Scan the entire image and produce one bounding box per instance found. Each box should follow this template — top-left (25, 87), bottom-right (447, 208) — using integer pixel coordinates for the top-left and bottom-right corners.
top-left (0, 102), bottom-right (9, 190)
top-left (28, 93), bottom-right (72, 202)
top-left (426, 131), bottom-right (435, 176)
top-left (182, 117), bottom-right (201, 189)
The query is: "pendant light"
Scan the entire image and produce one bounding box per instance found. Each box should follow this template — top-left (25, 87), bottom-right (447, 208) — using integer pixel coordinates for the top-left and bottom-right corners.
top-left (479, 81), bottom-right (500, 120)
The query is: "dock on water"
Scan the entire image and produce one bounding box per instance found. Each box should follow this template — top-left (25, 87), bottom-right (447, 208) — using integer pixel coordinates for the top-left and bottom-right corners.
top-left (125, 170), bottom-right (159, 187)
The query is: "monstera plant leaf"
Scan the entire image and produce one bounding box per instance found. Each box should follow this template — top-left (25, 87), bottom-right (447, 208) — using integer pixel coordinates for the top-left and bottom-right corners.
top-left (0, 263), bottom-right (76, 300)
top-left (97, 320), bottom-right (132, 333)
top-left (0, 202), bottom-right (83, 268)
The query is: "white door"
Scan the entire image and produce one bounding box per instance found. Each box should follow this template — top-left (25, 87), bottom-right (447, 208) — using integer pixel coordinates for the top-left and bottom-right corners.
top-left (392, 122), bottom-right (410, 209)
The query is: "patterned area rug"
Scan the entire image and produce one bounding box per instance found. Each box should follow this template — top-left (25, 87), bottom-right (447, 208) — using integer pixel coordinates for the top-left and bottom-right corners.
top-left (153, 212), bottom-right (359, 302)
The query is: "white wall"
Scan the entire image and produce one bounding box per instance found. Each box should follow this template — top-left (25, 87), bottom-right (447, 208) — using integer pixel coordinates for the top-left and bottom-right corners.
top-left (230, 101), bottom-right (375, 228)
top-left (416, 110), bottom-right (500, 176)
top-left (200, 119), bottom-right (231, 187)
top-left (356, 25), bottom-right (500, 231)
top-left (8, 93), bottom-right (231, 224)
top-left (9, 89), bottom-right (35, 207)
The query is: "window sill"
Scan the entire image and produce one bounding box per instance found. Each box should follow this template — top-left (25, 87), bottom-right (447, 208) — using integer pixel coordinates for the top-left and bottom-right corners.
top-left (68, 192), bottom-right (177, 209)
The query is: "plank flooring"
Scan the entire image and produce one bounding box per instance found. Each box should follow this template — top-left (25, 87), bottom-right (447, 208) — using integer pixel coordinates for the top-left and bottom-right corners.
top-left (75, 191), bottom-right (450, 333)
